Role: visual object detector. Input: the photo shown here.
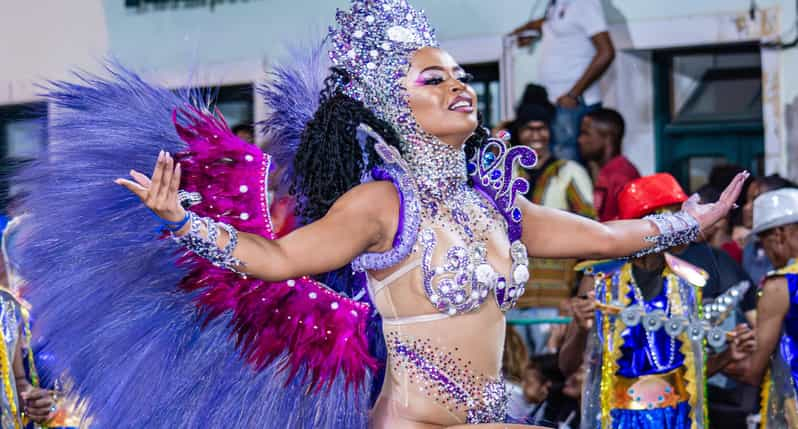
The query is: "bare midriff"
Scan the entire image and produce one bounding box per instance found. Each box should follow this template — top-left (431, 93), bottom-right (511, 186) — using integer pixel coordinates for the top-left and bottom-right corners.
top-left (367, 222), bottom-right (513, 428)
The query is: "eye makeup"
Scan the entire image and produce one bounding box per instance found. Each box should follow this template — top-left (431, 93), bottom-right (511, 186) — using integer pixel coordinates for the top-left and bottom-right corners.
top-left (414, 69), bottom-right (474, 86)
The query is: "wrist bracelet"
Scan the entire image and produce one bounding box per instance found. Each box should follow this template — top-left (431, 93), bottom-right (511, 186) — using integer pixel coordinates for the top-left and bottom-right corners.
top-left (172, 211), bottom-right (244, 274)
top-left (159, 212), bottom-right (191, 233)
top-left (631, 211), bottom-right (700, 258)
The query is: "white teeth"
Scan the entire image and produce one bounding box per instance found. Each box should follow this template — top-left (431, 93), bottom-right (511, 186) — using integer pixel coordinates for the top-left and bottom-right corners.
top-left (449, 101), bottom-right (471, 110)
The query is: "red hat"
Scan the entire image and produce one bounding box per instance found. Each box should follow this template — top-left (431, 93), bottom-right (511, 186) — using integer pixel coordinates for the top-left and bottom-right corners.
top-left (618, 173), bottom-right (688, 220)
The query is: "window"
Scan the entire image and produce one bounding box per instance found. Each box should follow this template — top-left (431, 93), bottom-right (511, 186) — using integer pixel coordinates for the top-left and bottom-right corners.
top-left (0, 103), bottom-right (48, 211)
top-left (670, 50), bottom-right (762, 123)
top-left (179, 84), bottom-right (254, 129)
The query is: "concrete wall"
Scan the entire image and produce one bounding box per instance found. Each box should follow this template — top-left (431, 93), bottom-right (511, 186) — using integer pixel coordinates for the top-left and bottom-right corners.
top-left (1, 0), bottom-right (534, 103)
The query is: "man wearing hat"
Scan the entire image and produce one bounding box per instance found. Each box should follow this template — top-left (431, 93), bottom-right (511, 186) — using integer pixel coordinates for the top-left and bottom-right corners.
top-left (511, 84), bottom-right (596, 218)
top-left (732, 188), bottom-right (798, 427)
top-left (559, 173), bottom-right (755, 429)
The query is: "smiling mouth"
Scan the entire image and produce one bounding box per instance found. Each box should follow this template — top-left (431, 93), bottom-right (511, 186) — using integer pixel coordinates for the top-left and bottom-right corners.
top-left (448, 95), bottom-right (474, 112)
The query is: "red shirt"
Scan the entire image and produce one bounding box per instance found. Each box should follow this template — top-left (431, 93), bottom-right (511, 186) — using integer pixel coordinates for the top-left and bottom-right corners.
top-left (594, 155), bottom-right (641, 221)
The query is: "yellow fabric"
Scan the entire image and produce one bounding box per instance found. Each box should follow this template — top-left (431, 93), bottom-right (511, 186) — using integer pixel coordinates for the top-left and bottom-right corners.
top-left (767, 260), bottom-right (798, 279)
top-left (665, 269), bottom-right (701, 429)
top-left (0, 317), bottom-right (20, 429)
top-left (519, 159), bottom-right (595, 216)
top-left (597, 264), bottom-right (702, 428)
top-left (761, 368), bottom-right (772, 429)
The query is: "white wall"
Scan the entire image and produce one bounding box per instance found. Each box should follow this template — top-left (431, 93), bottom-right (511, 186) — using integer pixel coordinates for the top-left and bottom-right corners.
top-left (1, 0), bottom-right (536, 104)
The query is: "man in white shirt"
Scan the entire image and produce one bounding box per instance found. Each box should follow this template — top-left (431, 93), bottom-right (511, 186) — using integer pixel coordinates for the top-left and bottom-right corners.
top-left (511, 0), bottom-right (615, 162)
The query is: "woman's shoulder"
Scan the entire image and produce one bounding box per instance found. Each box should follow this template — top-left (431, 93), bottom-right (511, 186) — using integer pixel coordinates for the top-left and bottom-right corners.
top-left (337, 180), bottom-right (401, 215)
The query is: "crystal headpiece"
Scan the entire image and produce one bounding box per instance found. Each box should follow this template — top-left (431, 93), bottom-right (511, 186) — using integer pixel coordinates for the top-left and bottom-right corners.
top-left (328, 0), bottom-right (439, 137)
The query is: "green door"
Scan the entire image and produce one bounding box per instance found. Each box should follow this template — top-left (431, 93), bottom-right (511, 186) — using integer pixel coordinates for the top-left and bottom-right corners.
top-left (653, 45), bottom-right (764, 192)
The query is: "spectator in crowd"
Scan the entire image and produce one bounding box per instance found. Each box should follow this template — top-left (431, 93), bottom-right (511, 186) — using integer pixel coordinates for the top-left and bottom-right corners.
top-left (578, 108), bottom-right (640, 221)
top-left (741, 174), bottom-right (797, 284)
top-left (505, 85), bottom-right (596, 357)
top-left (510, 0), bottom-right (615, 162)
top-left (511, 84), bottom-right (595, 218)
top-left (556, 366), bottom-right (584, 429)
top-left (559, 173), bottom-right (755, 429)
top-left (232, 123), bottom-right (255, 144)
top-left (505, 326), bottom-right (534, 419)
top-left (732, 188), bottom-right (798, 427)
top-left (523, 355), bottom-right (558, 426)
top-left (677, 192), bottom-right (759, 427)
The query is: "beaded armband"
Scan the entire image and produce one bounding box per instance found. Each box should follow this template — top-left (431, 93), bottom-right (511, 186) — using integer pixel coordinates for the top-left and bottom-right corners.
top-left (632, 211), bottom-right (700, 258)
top-left (172, 211), bottom-right (244, 274)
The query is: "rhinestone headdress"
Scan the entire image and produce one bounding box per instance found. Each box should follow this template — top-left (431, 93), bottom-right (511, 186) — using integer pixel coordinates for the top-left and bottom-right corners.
top-left (328, 0), bottom-right (438, 138)
top-left (329, 0), bottom-right (468, 192)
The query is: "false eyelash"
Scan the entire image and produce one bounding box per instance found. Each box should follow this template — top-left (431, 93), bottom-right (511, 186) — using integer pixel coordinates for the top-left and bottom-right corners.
top-left (458, 73), bottom-right (475, 84)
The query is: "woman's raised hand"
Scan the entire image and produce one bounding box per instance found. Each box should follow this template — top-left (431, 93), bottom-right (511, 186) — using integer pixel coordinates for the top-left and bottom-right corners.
top-left (115, 150), bottom-right (186, 223)
top-left (683, 171), bottom-right (750, 230)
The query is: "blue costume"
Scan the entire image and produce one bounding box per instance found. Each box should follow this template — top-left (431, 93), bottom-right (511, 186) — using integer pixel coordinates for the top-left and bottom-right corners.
top-left (580, 257), bottom-right (707, 429)
top-left (760, 260), bottom-right (798, 428)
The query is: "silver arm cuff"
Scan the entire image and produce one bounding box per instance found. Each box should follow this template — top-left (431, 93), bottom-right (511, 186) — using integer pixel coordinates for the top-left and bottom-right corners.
top-left (632, 211), bottom-right (700, 258)
top-left (172, 211), bottom-right (244, 274)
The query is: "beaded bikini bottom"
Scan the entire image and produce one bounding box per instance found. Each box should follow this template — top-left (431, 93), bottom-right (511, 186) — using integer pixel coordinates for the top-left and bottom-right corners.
top-left (386, 332), bottom-right (508, 424)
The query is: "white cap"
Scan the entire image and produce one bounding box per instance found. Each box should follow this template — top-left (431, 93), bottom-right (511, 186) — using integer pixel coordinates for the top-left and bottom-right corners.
top-left (752, 188), bottom-right (798, 235)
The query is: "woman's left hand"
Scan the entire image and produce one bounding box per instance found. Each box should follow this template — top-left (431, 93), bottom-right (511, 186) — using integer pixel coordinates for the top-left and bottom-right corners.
top-left (683, 171), bottom-right (749, 231)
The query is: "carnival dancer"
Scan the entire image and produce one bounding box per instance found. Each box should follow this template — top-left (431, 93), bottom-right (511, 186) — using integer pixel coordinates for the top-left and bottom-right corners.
top-left (558, 173), bottom-right (755, 429)
top-left (731, 188), bottom-right (798, 428)
top-left (0, 217), bottom-right (65, 429)
top-left (14, 1), bottom-right (745, 428)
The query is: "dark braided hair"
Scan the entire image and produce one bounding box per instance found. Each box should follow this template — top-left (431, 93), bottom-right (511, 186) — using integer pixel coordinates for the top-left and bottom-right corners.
top-left (292, 68), bottom-right (404, 223)
top-left (464, 116), bottom-right (489, 164)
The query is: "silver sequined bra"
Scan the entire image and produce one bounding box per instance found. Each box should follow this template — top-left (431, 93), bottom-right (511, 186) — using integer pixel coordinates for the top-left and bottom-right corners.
top-left (352, 140), bottom-right (537, 318)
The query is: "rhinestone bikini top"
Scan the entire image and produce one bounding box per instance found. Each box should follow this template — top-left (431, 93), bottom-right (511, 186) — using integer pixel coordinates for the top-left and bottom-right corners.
top-left (352, 127), bottom-right (537, 315)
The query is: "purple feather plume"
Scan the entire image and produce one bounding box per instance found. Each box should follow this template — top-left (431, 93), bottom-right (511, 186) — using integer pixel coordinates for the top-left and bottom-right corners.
top-left (258, 40), bottom-right (329, 193)
top-left (12, 63), bottom-right (370, 428)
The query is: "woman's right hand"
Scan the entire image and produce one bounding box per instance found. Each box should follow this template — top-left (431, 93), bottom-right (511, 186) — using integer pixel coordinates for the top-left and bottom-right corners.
top-left (115, 150), bottom-right (186, 223)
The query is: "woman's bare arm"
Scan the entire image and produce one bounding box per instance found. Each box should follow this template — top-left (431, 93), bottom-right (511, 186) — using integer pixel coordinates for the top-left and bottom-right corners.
top-left (519, 171), bottom-right (747, 259)
top-left (116, 151), bottom-right (399, 282)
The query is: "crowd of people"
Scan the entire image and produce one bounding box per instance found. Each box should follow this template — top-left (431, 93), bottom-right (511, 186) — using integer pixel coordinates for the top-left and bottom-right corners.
top-left (497, 83), bottom-right (798, 429)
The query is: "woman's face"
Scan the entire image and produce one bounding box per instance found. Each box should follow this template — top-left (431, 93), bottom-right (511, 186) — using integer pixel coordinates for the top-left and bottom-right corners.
top-left (404, 47), bottom-right (479, 147)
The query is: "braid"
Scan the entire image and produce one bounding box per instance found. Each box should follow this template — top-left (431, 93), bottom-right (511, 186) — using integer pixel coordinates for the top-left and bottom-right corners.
top-left (292, 68), bottom-right (404, 223)
top-left (464, 114), bottom-right (489, 163)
